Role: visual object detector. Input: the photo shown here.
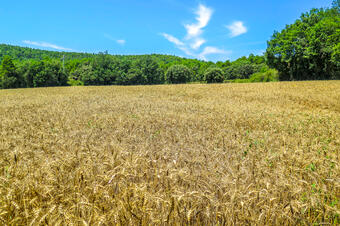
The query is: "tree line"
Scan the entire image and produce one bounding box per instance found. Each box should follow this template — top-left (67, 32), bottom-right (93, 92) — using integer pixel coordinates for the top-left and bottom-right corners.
top-left (0, 49), bottom-right (270, 88)
top-left (0, 1), bottom-right (339, 89)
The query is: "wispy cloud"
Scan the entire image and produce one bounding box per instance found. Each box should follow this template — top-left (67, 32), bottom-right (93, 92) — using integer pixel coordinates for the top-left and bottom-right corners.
top-left (104, 33), bottom-right (126, 45)
top-left (199, 46), bottom-right (231, 61)
top-left (162, 33), bottom-right (193, 56)
top-left (161, 33), bottom-right (185, 47)
top-left (190, 38), bottom-right (205, 50)
top-left (162, 4), bottom-right (229, 61)
top-left (23, 40), bottom-right (73, 51)
top-left (226, 21), bottom-right (247, 37)
top-left (116, 39), bottom-right (126, 45)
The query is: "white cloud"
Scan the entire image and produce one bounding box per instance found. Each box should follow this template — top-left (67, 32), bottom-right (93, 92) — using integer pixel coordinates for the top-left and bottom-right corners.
top-left (226, 21), bottom-right (247, 37)
top-left (199, 46), bottom-right (231, 60)
top-left (161, 33), bottom-right (185, 46)
top-left (190, 38), bottom-right (206, 50)
top-left (161, 4), bottom-right (230, 61)
top-left (162, 4), bottom-right (212, 52)
top-left (161, 33), bottom-right (193, 56)
top-left (116, 39), bottom-right (126, 45)
top-left (184, 4), bottom-right (213, 40)
top-left (23, 40), bottom-right (73, 51)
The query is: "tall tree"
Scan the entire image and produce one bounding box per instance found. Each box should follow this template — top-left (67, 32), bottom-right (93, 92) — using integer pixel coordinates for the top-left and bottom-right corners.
top-left (266, 4), bottom-right (340, 80)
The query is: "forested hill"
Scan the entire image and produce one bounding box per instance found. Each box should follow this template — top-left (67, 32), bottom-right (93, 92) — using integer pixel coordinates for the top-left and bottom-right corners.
top-left (0, 44), bottom-right (202, 65)
top-left (0, 44), bottom-right (95, 61)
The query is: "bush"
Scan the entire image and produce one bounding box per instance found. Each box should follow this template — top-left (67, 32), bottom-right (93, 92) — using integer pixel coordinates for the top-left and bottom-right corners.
top-left (204, 67), bottom-right (224, 83)
top-left (165, 65), bottom-right (191, 84)
top-left (249, 69), bottom-right (279, 82)
top-left (67, 78), bottom-right (84, 86)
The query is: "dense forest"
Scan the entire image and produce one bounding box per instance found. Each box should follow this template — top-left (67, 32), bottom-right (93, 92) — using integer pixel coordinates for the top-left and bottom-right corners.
top-left (0, 2), bottom-right (338, 89)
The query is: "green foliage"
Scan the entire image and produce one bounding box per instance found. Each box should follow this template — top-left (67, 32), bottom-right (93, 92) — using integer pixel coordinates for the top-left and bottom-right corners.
top-left (0, 44), bottom-right (94, 61)
top-left (165, 65), bottom-right (192, 84)
top-left (74, 64), bottom-right (97, 85)
top-left (0, 56), bottom-right (21, 89)
top-left (204, 67), bottom-right (224, 83)
top-left (224, 56), bottom-right (265, 80)
top-left (225, 79), bottom-right (251, 83)
top-left (23, 60), bottom-right (44, 87)
top-left (224, 69), bottom-right (279, 83)
top-left (128, 57), bottom-right (164, 85)
top-left (266, 4), bottom-right (340, 80)
top-left (11, 59), bottom-right (68, 88)
top-left (67, 78), bottom-right (84, 86)
top-left (0, 44), bottom-right (272, 88)
top-left (249, 69), bottom-right (279, 82)
top-left (33, 60), bottom-right (67, 87)
top-left (332, 0), bottom-right (339, 9)
top-left (331, 42), bottom-right (340, 68)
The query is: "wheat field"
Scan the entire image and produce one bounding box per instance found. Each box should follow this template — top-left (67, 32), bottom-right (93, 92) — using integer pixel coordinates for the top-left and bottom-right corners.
top-left (0, 81), bottom-right (339, 225)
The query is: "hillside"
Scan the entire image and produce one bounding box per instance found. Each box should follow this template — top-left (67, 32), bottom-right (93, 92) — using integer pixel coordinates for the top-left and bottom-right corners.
top-left (0, 43), bottom-right (201, 64)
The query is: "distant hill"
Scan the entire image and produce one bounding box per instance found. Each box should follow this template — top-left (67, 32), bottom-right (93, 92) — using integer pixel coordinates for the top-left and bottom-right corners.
top-left (0, 44), bottom-right (95, 61)
top-left (0, 43), bottom-right (203, 64)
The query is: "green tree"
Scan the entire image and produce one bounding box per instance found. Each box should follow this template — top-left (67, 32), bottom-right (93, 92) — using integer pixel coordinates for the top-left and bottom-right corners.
top-left (76, 64), bottom-right (97, 85)
top-left (139, 57), bottom-right (164, 84)
top-left (266, 4), bottom-right (340, 80)
top-left (24, 60), bottom-right (44, 87)
top-left (204, 67), bottom-right (224, 83)
top-left (0, 56), bottom-right (19, 88)
top-left (224, 60), bottom-right (259, 80)
top-left (31, 59), bottom-right (67, 87)
top-left (165, 65), bottom-right (192, 84)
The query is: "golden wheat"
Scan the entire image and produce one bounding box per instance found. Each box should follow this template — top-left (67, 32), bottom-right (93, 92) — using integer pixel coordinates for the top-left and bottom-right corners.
top-left (0, 81), bottom-right (339, 225)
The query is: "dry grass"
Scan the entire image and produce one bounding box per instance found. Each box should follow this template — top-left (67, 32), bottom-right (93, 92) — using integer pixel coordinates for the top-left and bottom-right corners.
top-left (0, 81), bottom-right (339, 225)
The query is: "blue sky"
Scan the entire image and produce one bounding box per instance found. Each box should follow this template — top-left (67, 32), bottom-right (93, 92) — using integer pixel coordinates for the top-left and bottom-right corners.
top-left (0, 0), bottom-right (333, 62)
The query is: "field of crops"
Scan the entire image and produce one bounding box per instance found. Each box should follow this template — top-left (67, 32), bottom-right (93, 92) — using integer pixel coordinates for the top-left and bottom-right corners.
top-left (0, 81), bottom-right (339, 225)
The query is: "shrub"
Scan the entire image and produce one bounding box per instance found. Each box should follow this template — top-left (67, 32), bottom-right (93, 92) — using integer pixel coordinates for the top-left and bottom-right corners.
top-left (249, 69), bottom-right (279, 82)
top-left (67, 78), bottom-right (84, 86)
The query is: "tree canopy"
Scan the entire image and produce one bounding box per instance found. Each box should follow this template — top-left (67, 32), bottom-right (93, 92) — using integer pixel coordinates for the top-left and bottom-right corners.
top-left (204, 67), bottom-right (224, 83)
top-left (266, 3), bottom-right (340, 80)
top-left (166, 65), bottom-right (192, 84)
